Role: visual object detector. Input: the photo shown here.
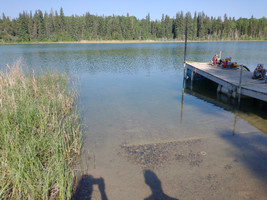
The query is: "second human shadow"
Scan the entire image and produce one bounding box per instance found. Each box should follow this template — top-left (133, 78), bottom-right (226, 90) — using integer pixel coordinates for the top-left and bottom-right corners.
top-left (144, 169), bottom-right (179, 200)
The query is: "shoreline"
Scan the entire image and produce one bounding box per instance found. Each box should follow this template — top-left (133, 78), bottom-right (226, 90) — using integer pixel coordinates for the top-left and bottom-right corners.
top-left (0, 39), bottom-right (266, 45)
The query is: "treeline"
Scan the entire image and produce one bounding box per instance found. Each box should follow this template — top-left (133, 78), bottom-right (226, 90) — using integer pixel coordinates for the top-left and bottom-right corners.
top-left (0, 8), bottom-right (266, 42)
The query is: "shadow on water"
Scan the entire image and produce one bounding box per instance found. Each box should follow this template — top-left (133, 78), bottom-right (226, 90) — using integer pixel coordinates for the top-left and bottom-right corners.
top-left (144, 170), bottom-right (178, 200)
top-left (184, 69), bottom-right (267, 118)
top-left (72, 175), bottom-right (108, 200)
top-left (219, 131), bottom-right (267, 186)
top-left (182, 77), bottom-right (267, 134)
top-left (72, 170), bottom-right (179, 200)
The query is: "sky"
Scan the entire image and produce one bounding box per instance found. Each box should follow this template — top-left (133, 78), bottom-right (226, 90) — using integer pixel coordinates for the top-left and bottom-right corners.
top-left (1, 0), bottom-right (266, 20)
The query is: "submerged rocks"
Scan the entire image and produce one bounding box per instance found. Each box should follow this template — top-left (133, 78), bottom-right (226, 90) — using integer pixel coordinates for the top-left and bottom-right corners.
top-left (120, 138), bottom-right (206, 169)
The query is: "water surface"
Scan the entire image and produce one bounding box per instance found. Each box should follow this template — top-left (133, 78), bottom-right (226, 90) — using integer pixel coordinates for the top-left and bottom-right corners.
top-left (1, 42), bottom-right (267, 199)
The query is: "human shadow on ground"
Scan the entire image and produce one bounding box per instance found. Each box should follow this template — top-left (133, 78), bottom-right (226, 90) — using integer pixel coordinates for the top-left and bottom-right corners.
top-left (72, 175), bottom-right (108, 200)
top-left (144, 169), bottom-right (178, 200)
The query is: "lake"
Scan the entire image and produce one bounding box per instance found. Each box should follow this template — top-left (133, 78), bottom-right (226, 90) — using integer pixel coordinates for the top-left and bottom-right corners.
top-left (1, 42), bottom-right (267, 199)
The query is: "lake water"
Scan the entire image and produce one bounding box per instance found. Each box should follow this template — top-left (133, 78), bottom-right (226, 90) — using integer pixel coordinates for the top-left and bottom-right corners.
top-left (1, 42), bottom-right (267, 199)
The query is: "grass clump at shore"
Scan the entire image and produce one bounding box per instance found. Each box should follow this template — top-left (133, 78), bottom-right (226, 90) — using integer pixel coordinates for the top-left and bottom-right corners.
top-left (0, 62), bottom-right (82, 199)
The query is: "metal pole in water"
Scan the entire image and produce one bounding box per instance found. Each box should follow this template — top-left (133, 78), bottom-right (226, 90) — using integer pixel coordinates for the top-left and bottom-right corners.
top-left (181, 24), bottom-right (188, 124)
top-left (183, 24), bottom-right (188, 80)
top-left (180, 84), bottom-right (184, 124)
top-left (184, 25), bottom-right (188, 63)
top-left (238, 66), bottom-right (243, 103)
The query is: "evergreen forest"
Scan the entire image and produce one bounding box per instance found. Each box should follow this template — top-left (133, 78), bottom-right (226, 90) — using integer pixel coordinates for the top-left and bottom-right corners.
top-left (0, 8), bottom-right (266, 42)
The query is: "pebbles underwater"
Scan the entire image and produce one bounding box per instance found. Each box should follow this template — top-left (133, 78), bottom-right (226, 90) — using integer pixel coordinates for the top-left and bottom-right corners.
top-left (119, 138), bottom-right (207, 169)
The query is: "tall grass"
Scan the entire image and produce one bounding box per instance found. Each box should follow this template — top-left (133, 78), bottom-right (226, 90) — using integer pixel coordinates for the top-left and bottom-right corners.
top-left (0, 62), bottom-right (82, 199)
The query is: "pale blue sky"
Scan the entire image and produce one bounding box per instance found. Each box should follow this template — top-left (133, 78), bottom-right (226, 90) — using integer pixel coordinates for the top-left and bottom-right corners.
top-left (1, 0), bottom-right (266, 20)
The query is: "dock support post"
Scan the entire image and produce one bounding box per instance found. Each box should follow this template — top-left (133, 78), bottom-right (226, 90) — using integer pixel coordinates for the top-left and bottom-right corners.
top-left (191, 70), bottom-right (194, 81)
top-left (190, 67), bottom-right (194, 90)
top-left (217, 85), bottom-right (222, 93)
top-left (217, 85), bottom-right (236, 98)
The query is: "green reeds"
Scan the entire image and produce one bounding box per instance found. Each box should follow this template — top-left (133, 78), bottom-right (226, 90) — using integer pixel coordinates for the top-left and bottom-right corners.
top-left (0, 62), bottom-right (82, 199)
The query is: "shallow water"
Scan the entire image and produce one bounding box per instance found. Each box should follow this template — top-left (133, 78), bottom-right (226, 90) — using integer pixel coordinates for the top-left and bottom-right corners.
top-left (1, 42), bottom-right (267, 199)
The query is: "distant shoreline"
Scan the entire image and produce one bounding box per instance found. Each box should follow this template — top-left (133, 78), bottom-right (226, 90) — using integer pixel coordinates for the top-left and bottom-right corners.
top-left (1, 39), bottom-right (266, 45)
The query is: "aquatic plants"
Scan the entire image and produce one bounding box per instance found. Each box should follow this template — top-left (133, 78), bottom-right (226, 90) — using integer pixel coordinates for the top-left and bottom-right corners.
top-left (0, 61), bottom-right (82, 199)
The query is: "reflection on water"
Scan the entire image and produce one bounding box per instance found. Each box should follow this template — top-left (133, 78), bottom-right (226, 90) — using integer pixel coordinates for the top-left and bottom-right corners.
top-left (1, 42), bottom-right (267, 199)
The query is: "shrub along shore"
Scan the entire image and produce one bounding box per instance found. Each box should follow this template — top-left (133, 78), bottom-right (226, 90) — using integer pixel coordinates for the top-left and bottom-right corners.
top-left (0, 62), bottom-right (82, 199)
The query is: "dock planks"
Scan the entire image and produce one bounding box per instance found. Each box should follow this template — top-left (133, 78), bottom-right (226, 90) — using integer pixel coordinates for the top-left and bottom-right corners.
top-left (185, 61), bottom-right (267, 102)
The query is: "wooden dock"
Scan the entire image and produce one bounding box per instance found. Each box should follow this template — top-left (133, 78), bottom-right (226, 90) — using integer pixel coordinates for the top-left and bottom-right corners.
top-left (185, 61), bottom-right (267, 102)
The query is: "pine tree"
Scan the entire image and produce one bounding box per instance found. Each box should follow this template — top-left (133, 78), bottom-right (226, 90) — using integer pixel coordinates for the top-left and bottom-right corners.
top-left (111, 16), bottom-right (121, 40)
top-left (59, 7), bottom-right (66, 33)
top-left (54, 10), bottom-right (60, 37)
top-left (164, 15), bottom-right (173, 39)
top-left (223, 14), bottom-right (230, 39)
top-left (27, 11), bottom-right (34, 40)
top-left (160, 14), bottom-right (166, 39)
top-left (1, 13), bottom-right (14, 41)
top-left (69, 15), bottom-right (78, 40)
top-left (185, 12), bottom-right (192, 40)
top-left (37, 10), bottom-right (45, 40)
top-left (197, 12), bottom-right (206, 39)
top-left (17, 11), bottom-right (29, 41)
top-left (174, 11), bottom-right (185, 40)
top-left (97, 16), bottom-right (105, 39)
top-left (192, 12), bottom-right (198, 40)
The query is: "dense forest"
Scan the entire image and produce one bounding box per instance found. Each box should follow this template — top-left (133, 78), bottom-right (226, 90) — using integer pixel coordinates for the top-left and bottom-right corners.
top-left (0, 8), bottom-right (266, 42)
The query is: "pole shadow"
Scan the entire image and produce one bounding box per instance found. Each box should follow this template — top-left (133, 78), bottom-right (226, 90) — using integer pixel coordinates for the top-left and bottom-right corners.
top-left (72, 175), bottom-right (108, 200)
top-left (144, 169), bottom-right (179, 200)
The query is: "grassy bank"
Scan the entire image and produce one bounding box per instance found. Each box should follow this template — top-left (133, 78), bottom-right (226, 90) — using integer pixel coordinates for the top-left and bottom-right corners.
top-left (0, 62), bottom-right (82, 199)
